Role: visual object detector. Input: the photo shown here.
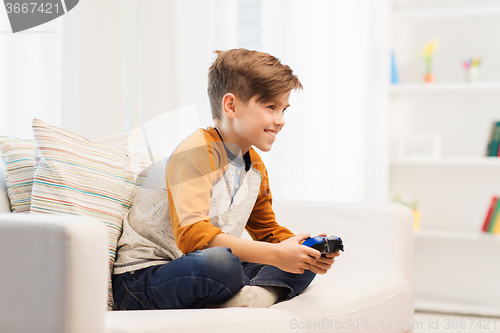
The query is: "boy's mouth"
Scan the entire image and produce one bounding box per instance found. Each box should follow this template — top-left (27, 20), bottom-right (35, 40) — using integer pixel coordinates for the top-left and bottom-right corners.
top-left (264, 129), bottom-right (278, 138)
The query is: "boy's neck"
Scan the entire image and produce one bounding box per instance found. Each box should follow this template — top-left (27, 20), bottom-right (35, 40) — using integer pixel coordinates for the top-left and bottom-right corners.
top-left (214, 123), bottom-right (249, 156)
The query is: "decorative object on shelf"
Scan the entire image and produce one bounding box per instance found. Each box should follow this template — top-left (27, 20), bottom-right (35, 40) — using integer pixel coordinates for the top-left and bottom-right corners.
top-left (396, 133), bottom-right (441, 159)
top-left (391, 51), bottom-right (400, 84)
top-left (412, 210), bottom-right (421, 231)
top-left (482, 195), bottom-right (500, 234)
top-left (393, 195), bottom-right (420, 231)
top-left (485, 121), bottom-right (500, 156)
top-left (418, 39), bottom-right (439, 83)
top-left (463, 56), bottom-right (482, 82)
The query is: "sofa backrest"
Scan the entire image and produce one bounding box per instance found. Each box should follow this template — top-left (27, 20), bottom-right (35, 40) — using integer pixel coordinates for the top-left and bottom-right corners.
top-left (0, 163), bottom-right (12, 213)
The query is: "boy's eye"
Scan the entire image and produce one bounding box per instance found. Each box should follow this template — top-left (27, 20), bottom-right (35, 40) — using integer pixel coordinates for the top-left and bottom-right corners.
top-left (267, 105), bottom-right (287, 114)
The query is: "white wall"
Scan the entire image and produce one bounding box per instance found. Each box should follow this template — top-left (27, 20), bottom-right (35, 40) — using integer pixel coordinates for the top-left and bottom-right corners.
top-left (0, 8), bottom-right (62, 139)
top-left (60, 0), bottom-right (237, 140)
top-left (257, 0), bottom-right (391, 203)
top-left (0, 0), bottom-right (392, 203)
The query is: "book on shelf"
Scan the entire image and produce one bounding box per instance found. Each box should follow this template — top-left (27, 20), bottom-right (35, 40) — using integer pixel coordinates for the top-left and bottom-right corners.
top-left (482, 195), bottom-right (500, 234)
top-left (485, 121), bottom-right (500, 156)
top-left (482, 196), bottom-right (497, 232)
top-left (493, 214), bottom-right (500, 234)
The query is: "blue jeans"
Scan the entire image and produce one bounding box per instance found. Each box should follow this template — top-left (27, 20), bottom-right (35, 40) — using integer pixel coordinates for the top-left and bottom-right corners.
top-left (112, 247), bottom-right (316, 310)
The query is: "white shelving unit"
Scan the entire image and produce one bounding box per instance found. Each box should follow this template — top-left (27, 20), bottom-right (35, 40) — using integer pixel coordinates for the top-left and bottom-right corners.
top-left (391, 156), bottom-right (500, 166)
top-left (391, 82), bottom-right (500, 93)
top-left (394, 6), bottom-right (500, 19)
top-left (390, 0), bottom-right (500, 317)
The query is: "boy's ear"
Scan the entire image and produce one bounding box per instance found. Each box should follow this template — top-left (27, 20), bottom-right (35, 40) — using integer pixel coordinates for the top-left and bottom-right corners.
top-left (222, 93), bottom-right (237, 119)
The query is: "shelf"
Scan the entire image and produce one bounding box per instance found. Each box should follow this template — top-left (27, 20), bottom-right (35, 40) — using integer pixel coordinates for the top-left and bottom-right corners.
top-left (394, 6), bottom-right (500, 19)
top-left (391, 82), bottom-right (500, 94)
top-left (415, 298), bottom-right (500, 318)
top-left (391, 157), bottom-right (500, 166)
top-left (415, 229), bottom-right (500, 241)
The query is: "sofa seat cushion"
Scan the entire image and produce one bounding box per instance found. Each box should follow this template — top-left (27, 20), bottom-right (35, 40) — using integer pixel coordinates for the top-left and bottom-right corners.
top-left (105, 272), bottom-right (413, 333)
top-left (106, 307), bottom-right (302, 333)
top-left (272, 272), bottom-right (413, 333)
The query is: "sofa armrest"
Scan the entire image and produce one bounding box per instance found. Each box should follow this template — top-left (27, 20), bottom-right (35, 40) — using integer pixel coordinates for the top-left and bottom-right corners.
top-left (272, 202), bottom-right (414, 289)
top-left (0, 213), bottom-right (109, 333)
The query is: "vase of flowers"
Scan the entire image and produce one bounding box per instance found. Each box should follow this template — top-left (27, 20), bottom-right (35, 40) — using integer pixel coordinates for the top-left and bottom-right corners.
top-left (419, 39), bottom-right (439, 83)
top-left (463, 56), bottom-right (482, 82)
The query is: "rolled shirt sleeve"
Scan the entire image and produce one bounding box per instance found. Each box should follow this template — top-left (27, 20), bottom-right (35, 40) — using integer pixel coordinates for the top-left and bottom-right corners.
top-left (245, 148), bottom-right (295, 243)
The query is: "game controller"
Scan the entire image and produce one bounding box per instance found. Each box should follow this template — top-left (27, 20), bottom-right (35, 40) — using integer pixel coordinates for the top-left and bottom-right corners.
top-left (302, 236), bottom-right (344, 255)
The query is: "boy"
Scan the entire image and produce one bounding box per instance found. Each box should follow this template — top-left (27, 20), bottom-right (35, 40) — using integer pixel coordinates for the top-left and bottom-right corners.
top-left (113, 49), bottom-right (339, 310)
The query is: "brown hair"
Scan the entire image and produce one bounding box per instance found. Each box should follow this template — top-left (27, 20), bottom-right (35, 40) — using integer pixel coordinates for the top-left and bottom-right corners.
top-left (207, 49), bottom-right (303, 120)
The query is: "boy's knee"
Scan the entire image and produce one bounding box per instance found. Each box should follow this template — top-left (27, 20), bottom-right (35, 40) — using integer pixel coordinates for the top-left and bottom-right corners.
top-left (192, 247), bottom-right (244, 293)
top-left (199, 247), bottom-right (241, 270)
top-left (197, 247), bottom-right (241, 273)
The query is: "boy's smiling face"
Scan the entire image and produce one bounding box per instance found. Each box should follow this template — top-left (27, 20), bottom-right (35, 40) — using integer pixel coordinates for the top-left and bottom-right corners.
top-left (223, 92), bottom-right (290, 154)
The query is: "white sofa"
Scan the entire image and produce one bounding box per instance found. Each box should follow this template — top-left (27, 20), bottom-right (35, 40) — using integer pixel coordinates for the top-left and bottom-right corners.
top-left (0, 162), bottom-right (415, 333)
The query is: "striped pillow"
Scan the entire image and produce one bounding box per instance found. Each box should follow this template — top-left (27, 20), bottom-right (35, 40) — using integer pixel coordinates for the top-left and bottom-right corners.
top-left (30, 119), bottom-right (147, 310)
top-left (0, 132), bottom-right (146, 215)
top-left (0, 137), bottom-right (35, 213)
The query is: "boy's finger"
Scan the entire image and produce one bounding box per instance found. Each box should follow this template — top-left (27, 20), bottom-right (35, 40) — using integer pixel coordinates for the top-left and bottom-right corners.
top-left (302, 253), bottom-right (320, 268)
top-left (325, 251), bottom-right (340, 258)
top-left (304, 247), bottom-right (321, 259)
top-left (317, 256), bottom-right (335, 265)
top-left (313, 261), bottom-right (332, 271)
top-left (310, 264), bottom-right (328, 275)
top-left (295, 233), bottom-right (311, 242)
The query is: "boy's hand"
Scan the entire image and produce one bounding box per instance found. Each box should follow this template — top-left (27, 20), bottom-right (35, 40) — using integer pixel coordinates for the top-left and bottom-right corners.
top-left (308, 233), bottom-right (341, 275)
top-left (274, 233), bottom-right (321, 274)
top-left (309, 251), bottom-right (340, 274)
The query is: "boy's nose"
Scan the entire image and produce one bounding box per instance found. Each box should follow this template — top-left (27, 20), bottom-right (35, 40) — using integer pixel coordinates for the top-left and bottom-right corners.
top-left (275, 114), bottom-right (285, 128)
